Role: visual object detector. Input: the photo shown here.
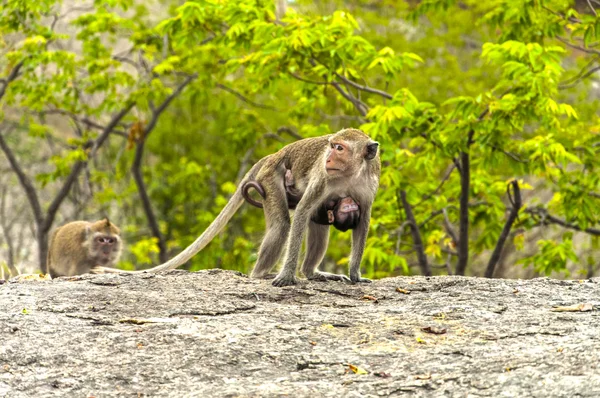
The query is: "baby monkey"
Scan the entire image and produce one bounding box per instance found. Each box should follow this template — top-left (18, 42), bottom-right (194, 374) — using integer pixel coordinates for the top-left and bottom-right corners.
top-left (243, 169), bottom-right (361, 232)
top-left (47, 218), bottom-right (123, 278)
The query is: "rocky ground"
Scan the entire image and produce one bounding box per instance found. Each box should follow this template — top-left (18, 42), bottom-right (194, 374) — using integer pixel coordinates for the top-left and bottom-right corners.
top-left (1, 270), bottom-right (599, 397)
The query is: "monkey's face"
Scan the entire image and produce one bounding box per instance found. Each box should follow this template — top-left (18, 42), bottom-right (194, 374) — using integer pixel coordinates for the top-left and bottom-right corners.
top-left (326, 140), bottom-right (353, 177)
top-left (326, 136), bottom-right (379, 177)
top-left (91, 233), bottom-right (121, 264)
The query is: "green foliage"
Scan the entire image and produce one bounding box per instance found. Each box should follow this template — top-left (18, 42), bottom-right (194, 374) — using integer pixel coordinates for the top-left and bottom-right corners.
top-left (3, 0), bottom-right (600, 278)
top-left (519, 233), bottom-right (578, 277)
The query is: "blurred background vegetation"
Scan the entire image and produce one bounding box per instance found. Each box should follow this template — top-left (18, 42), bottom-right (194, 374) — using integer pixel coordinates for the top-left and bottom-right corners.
top-left (2, 0), bottom-right (600, 280)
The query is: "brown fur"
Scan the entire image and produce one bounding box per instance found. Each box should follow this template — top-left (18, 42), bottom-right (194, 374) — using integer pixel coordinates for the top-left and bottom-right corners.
top-left (47, 218), bottom-right (123, 278)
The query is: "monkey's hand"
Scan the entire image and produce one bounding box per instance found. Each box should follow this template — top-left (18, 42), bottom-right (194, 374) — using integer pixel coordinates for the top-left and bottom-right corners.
top-left (272, 273), bottom-right (298, 287)
top-left (308, 271), bottom-right (351, 283)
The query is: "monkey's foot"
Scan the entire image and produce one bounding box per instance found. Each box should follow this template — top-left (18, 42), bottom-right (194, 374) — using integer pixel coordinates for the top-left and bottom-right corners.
top-left (89, 266), bottom-right (106, 275)
top-left (350, 275), bottom-right (372, 284)
top-left (250, 272), bottom-right (278, 280)
top-left (272, 274), bottom-right (298, 287)
top-left (308, 271), bottom-right (351, 283)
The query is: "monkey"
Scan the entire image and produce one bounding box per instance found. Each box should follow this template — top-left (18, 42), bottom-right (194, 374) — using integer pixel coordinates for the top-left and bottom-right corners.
top-left (138, 128), bottom-right (380, 287)
top-left (242, 169), bottom-right (361, 232)
top-left (47, 218), bottom-right (123, 278)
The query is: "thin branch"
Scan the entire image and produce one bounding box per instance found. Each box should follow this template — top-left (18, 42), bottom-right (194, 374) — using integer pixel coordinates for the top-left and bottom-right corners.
top-left (0, 128), bottom-right (44, 226)
top-left (89, 104), bottom-right (135, 159)
top-left (542, 5), bottom-right (581, 23)
top-left (560, 55), bottom-right (600, 85)
top-left (334, 73), bottom-right (393, 99)
top-left (557, 36), bottom-right (600, 56)
top-left (289, 73), bottom-right (330, 85)
top-left (418, 202), bottom-right (490, 229)
top-left (559, 66), bottom-right (600, 89)
top-left (41, 109), bottom-right (129, 138)
top-left (485, 180), bottom-right (522, 278)
top-left (394, 221), bottom-right (411, 256)
top-left (587, 0), bottom-right (598, 17)
top-left (277, 126), bottom-right (303, 140)
top-left (526, 207), bottom-right (600, 236)
top-left (0, 61), bottom-right (24, 101)
top-left (414, 163), bottom-right (456, 208)
top-left (442, 208), bottom-right (458, 247)
top-left (400, 190), bottom-right (431, 276)
top-left (330, 81), bottom-right (369, 117)
top-left (486, 144), bottom-right (529, 163)
top-left (216, 83), bottom-right (279, 111)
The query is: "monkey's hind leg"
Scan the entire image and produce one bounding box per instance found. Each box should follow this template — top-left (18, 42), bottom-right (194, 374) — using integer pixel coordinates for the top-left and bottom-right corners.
top-left (250, 179), bottom-right (291, 280)
top-left (301, 222), bottom-right (349, 283)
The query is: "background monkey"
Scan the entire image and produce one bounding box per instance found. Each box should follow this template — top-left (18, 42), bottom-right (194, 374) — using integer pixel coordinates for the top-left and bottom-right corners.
top-left (47, 218), bottom-right (123, 278)
top-left (139, 128), bottom-right (380, 287)
top-left (242, 170), bottom-right (361, 232)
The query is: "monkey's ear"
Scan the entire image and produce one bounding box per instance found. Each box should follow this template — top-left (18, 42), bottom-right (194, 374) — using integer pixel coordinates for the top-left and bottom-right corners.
top-left (365, 142), bottom-right (379, 160)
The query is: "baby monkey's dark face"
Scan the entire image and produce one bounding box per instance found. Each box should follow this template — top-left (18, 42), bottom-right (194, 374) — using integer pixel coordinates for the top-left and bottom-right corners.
top-left (311, 197), bottom-right (360, 232)
top-left (331, 197), bottom-right (360, 232)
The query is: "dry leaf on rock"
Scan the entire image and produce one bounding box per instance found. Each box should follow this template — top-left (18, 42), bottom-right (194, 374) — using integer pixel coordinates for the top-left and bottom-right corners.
top-left (347, 364), bottom-right (369, 375)
top-left (551, 303), bottom-right (593, 312)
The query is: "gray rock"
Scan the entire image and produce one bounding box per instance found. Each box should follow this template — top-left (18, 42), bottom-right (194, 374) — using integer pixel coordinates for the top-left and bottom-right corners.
top-left (1, 270), bottom-right (599, 397)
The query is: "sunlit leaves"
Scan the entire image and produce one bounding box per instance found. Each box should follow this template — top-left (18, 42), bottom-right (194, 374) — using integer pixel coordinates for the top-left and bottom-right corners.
top-left (519, 234), bottom-right (578, 277)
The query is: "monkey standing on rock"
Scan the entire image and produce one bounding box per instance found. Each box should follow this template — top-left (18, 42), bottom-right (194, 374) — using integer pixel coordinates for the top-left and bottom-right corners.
top-left (139, 128), bottom-right (380, 287)
top-left (47, 219), bottom-right (123, 278)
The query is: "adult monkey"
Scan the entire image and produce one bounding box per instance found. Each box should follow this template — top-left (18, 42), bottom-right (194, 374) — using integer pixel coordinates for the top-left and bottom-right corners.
top-left (118, 129), bottom-right (379, 286)
top-left (242, 169), bottom-right (361, 232)
top-left (47, 219), bottom-right (123, 278)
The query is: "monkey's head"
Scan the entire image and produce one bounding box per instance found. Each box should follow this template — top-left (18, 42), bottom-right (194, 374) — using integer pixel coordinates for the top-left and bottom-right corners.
top-left (87, 218), bottom-right (122, 265)
top-left (326, 129), bottom-right (379, 177)
top-left (332, 197), bottom-right (360, 232)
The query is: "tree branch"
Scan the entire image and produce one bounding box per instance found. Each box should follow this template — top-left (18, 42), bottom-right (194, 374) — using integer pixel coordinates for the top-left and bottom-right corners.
top-left (0, 61), bottom-right (24, 101)
top-left (414, 163), bottom-right (456, 208)
top-left (334, 73), bottom-right (393, 99)
top-left (456, 108), bottom-right (489, 276)
top-left (132, 75), bottom-right (196, 262)
top-left (557, 36), bottom-right (600, 56)
top-left (330, 82), bottom-right (369, 117)
top-left (0, 128), bottom-right (44, 226)
top-left (587, 0), bottom-right (598, 17)
top-left (559, 65), bottom-right (600, 89)
top-left (216, 83), bottom-right (279, 111)
top-left (526, 207), bottom-right (600, 236)
top-left (485, 180), bottom-right (522, 278)
top-left (399, 190), bottom-right (431, 276)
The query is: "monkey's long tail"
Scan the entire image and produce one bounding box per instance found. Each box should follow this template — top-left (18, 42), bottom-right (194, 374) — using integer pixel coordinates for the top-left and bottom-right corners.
top-left (141, 159), bottom-right (266, 273)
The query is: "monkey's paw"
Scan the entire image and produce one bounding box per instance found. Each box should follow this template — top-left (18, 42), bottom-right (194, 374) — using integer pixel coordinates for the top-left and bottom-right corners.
top-left (309, 271), bottom-right (351, 283)
top-left (272, 274), bottom-right (298, 287)
top-left (350, 275), bottom-right (372, 284)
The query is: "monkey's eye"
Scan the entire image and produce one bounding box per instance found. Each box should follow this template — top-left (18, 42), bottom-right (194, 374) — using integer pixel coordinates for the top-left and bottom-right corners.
top-left (334, 144), bottom-right (344, 151)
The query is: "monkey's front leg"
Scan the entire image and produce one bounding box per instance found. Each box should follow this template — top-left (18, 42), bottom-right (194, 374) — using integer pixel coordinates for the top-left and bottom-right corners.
top-left (348, 206), bottom-right (373, 284)
top-left (272, 192), bottom-right (320, 287)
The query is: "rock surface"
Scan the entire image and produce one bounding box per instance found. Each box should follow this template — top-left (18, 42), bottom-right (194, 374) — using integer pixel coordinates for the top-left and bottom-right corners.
top-left (1, 270), bottom-right (599, 397)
